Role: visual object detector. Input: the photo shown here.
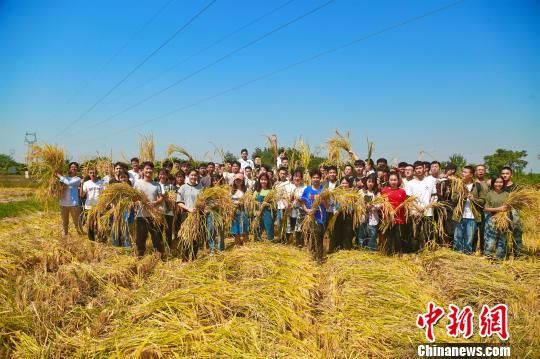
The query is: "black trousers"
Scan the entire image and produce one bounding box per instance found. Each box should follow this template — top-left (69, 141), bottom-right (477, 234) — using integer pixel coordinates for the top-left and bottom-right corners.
top-left (326, 212), bottom-right (336, 253)
top-left (311, 223), bottom-right (325, 262)
top-left (334, 214), bottom-right (353, 250)
top-left (473, 213), bottom-right (485, 254)
top-left (412, 217), bottom-right (435, 252)
top-left (135, 217), bottom-right (164, 257)
top-left (162, 215), bottom-right (174, 248)
top-left (384, 224), bottom-right (406, 254)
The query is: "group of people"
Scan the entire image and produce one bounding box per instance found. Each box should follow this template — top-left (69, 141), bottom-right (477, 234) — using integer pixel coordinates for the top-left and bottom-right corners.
top-left (55, 148), bottom-right (522, 261)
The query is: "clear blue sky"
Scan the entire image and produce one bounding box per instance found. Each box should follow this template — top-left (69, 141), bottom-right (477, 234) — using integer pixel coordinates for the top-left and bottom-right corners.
top-left (1, 0), bottom-right (539, 170)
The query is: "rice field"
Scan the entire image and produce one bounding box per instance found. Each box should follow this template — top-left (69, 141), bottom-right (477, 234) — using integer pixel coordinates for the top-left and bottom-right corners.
top-left (0, 188), bottom-right (538, 358)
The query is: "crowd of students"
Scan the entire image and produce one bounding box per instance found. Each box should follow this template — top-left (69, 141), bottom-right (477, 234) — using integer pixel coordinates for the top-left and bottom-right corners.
top-left (55, 148), bottom-right (523, 261)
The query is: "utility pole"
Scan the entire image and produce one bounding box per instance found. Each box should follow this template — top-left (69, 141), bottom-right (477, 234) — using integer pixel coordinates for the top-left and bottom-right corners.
top-left (24, 132), bottom-right (37, 178)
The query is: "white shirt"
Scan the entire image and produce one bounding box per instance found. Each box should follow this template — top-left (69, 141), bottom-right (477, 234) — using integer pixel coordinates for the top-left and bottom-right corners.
top-left (59, 176), bottom-right (81, 207)
top-left (405, 177), bottom-right (437, 217)
top-left (275, 180), bottom-right (295, 210)
top-left (82, 179), bottom-right (104, 209)
top-left (462, 183), bottom-right (475, 219)
top-left (128, 169), bottom-right (141, 185)
top-left (239, 158), bottom-right (254, 171)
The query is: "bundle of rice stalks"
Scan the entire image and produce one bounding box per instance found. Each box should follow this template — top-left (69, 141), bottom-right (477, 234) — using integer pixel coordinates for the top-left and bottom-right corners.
top-left (295, 137), bottom-right (312, 182)
top-left (249, 189), bottom-right (281, 237)
top-left (178, 185), bottom-right (235, 255)
top-left (325, 188), bottom-right (361, 234)
top-left (300, 189), bottom-right (333, 254)
top-left (266, 134), bottom-right (279, 164)
top-left (406, 200), bottom-right (451, 245)
top-left (138, 133), bottom-right (155, 163)
top-left (87, 183), bottom-right (164, 240)
top-left (95, 157), bottom-right (113, 178)
top-left (27, 144), bottom-right (66, 205)
top-left (326, 130), bottom-right (353, 166)
top-left (492, 186), bottom-right (540, 232)
top-left (166, 144), bottom-right (193, 162)
top-left (237, 190), bottom-right (258, 215)
top-left (366, 138), bottom-right (375, 163)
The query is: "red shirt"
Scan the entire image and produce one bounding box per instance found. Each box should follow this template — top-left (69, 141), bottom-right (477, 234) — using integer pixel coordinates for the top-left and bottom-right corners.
top-left (381, 186), bottom-right (407, 224)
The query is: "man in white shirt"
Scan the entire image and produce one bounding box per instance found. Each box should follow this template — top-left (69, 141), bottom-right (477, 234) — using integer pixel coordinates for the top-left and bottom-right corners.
top-left (238, 149), bottom-right (255, 172)
top-left (405, 161), bottom-right (438, 251)
top-left (82, 168), bottom-right (104, 241)
top-left (274, 167), bottom-right (295, 242)
top-left (128, 157), bottom-right (141, 185)
top-left (56, 162), bottom-right (83, 237)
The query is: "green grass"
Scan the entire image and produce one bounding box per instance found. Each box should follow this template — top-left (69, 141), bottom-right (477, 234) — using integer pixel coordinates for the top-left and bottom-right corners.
top-left (0, 175), bottom-right (37, 188)
top-left (0, 197), bottom-right (52, 219)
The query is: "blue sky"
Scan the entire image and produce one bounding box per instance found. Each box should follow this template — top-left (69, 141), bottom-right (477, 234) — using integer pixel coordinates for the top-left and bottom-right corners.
top-left (1, 0), bottom-right (539, 170)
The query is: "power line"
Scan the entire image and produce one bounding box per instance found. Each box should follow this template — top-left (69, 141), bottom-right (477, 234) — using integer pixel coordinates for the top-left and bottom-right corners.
top-left (52, 0), bottom-right (217, 140)
top-left (70, 0), bottom-right (336, 134)
top-left (43, 0), bottom-right (176, 128)
top-left (102, 0), bottom-right (296, 108)
top-left (94, 0), bottom-right (464, 140)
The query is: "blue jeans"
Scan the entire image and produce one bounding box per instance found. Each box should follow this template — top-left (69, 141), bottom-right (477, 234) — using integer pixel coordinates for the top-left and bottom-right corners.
top-left (453, 218), bottom-right (477, 254)
top-left (111, 222), bottom-right (131, 247)
top-left (484, 214), bottom-right (507, 259)
top-left (255, 208), bottom-right (274, 241)
top-left (206, 214), bottom-right (224, 253)
top-left (356, 223), bottom-right (378, 251)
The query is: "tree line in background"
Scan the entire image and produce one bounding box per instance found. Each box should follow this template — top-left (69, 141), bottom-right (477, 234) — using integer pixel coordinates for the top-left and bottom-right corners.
top-left (1, 148), bottom-right (539, 184)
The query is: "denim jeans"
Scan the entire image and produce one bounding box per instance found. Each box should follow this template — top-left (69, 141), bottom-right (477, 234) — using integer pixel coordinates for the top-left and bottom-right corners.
top-left (484, 214), bottom-right (507, 259)
top-left (453, 218), bottom-right (477, 255)
top-left (357, 223), bottom-right (378, 251)
top-left (206, 213), bottom-right (225, 253)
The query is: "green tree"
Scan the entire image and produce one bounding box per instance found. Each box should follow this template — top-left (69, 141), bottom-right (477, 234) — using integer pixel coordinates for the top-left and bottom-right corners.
top-left (441, 153), bottom-right (467, 173)
top-left (0, 154), bottom-right (25, 174)
top-left (483, 149), bottom-right (528, 177)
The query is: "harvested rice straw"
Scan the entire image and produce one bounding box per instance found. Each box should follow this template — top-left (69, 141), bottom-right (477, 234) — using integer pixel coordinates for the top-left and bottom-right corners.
top-left (178, 185), bottom-right (235, 255)
top-left (238, 190), bottom-right (258, 215)
top-left (27, 143), bottom-right (66, 205)
top-left (492, 186), bottom-right (540, 233)
top-left (95, 157), bottom-right (113, 178)
top-left (87, 183), bottom-right (165, 242)
top-left (326, 130), bottom-right (353, 166)
top-left (326, 188), bottom-right (361, 234)
top-left (210, 142), bottom-right (226, 164)
top-left (166, 144), bottom-right (193, 163)
top-left (300, 189), bottom-right (332, 255)
top-left (449, 177), bottom-right (481, 221)
top-left (366, 138), bottom-right (375, 163)
top-left (266, 134), bottom-right (279, 165)
top-left (295, 138), bottom-right (312, 183)
top-left (249, 189), bottom-right (280, 238)
top-left (139, 133), bottom-right (155, 162)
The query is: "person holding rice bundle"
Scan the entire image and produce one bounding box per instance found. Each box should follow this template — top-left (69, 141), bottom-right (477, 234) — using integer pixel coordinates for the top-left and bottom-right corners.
top-left (230, 173), bottom-right (250, 246)
top-left (333, 176), bottom-right (355, 250)
top-left (128, 157), bottom-right (141, 185)
top-left (452, 165), bottom-right (486, 255)
top-left (322, 165), bottom-right (339, 253)
top-left (57, 162), bottom-right (84, 237)
top-left (501, 167), bottom-right (523, 256)
top-left (134, 162), bottom-right (165, 258)
top-left (205, 175), bottom-right (225, 254)
top-left (177, 169), bottom-right (203, 260)
top-left (483, 176), bottom-right (509, 259)
top-left (81, 167), bottom-right (104, 242)
top-left (405, 161), bottom-right (438, 251)
top-left (301, 170), bottom-right (327, 262)
top-left (253, 172), bottom-right (275, 242)
top-left (356, 174), bottom-right (380, 251)
top-left (288, 169), bottom-right (307, 247)
top-left (111, 170), bottom-right (134, 247)
top-left (381, 172), bottom-right (408, 254)
top-left (158, 169), bottom-right (176, 251)
top-left (275, 167), bottom-right (293, 243)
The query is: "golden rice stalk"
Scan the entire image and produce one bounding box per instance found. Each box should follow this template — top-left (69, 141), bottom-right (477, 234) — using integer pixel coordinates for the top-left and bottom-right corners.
top-left (366, 138), bottom-right (375, 163)
top-left (210, 142), bottom-right (226, 164)
top-left (300, 189), bottom-right (333, 255)
top-left (238, 190), bottom-right (258, 215)
top-left (166, 144), bottom-right (193, 162)
top-left (95, 158), bottom-right (113, 178)
top-left (178, 185), bottom-right (235, 255)
top-left (87, 183), bottom-right (165, 241)
top-left (492, 186), bottom-right (540, 232)
top-left (249, 189), bottom-right (281, 237)
top-left (139, 133), bottom-right (155, 163)
top-left (266, 134), bottom-right (279, 164)
top-left (295, 138), bottom-right (311, 172)
top-left (27, 143), bottom-right (66, 205)
top-left (326, 130), bottom-right (353, 166)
